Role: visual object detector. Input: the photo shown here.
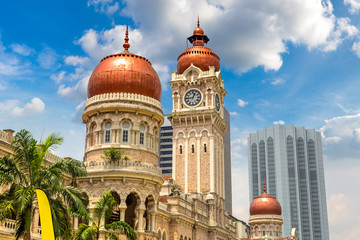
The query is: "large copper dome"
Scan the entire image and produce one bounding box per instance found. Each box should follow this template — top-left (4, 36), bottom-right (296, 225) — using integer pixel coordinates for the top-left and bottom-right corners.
top-left (87, 26), bottom-right (162, 101)
top-left (177, 18), bottom-right (220, 74)
top-left (250, 185), bottom-right (282, 216)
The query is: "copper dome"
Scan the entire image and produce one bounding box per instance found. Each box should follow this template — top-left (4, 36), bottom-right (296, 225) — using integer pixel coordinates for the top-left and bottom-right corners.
top-left (87, 26), bottom-right (162, 101)
top-left (176, 18), bottom-right (220, 74)
top-left (249, 184), bottom-right (282, 216)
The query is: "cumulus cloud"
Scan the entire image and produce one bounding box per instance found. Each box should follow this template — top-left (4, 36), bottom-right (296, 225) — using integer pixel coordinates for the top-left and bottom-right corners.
top-left (10, 43), bottom-right (34, 56)
top-left (237, 99), bottom-right (248, 107)
top-left (50, 71), bottom-right (66, 84)
top-left (273, 120), bottom-right (285, 125)
top-left (320, 113), bottom-right (360, 161)
top-left (88, 0), bottom-right (119, 15)
top-left (271, 78), bottom-right (285, 85)
top-left (58, 74), bottom-right (90, 102)
top-left (229, 112), bottom-right (238, 116)
top-left (0, 39), bottom-right (24, 77)
top-left (352, 41), bottom-right (360, 57)
top-left (64, 56), bottom-right (90, 66)
top-left (0, 97), bottom-right (45, 118)
top-left (57, 0), bottom-right (359, 104)
top-left (37, 46), bottom-right (59, 69)
top-left (344, 0), bottom-right (360, 14)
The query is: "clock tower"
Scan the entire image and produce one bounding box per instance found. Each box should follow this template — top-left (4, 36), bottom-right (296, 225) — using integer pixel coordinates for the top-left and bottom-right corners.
top-left (169, 19), bottom-right (227, 224)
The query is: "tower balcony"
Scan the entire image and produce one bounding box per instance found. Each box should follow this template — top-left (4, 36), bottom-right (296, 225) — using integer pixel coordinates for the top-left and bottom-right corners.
top-left (83, 159), bottom-right (163, 179)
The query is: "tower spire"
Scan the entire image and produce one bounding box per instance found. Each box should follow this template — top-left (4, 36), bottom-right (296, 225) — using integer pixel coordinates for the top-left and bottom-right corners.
top-left (197, 15), bottom-right (200, 28)
top-left (263, 179), bottom-right (267, 193)
top-left (123, 25), bottom-right (130, 52)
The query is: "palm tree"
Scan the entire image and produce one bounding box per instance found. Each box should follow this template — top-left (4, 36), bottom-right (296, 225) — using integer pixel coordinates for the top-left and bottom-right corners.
top-left (0, 129), bottom-right (88, 240)
top-left (74, 191), bottom-right (137, 240)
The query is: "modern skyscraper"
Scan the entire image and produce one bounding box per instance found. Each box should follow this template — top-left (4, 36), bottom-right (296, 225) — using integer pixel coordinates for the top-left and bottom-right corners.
top-left (248, 125), bottom-right (329, 240)
top-left (159, 117), bottom-right (173, 176)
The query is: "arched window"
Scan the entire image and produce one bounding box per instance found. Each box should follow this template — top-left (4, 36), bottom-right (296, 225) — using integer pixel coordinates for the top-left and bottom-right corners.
top-left (191, 144), bottom-right (195, 154)
top-left (104, 122), bottom-right (112, 143)
top-left (139, 124), bottom-right (146, 145)
top-left (122, 121), bottom-right (130, 143)
top-left (204, 143), bottom-right (207, 153)
top-left (180, 145), bottom-right (183, 155)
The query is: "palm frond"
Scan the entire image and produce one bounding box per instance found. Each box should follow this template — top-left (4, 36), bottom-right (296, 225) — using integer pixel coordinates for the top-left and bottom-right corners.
top-left (105, 231), bottom-right (120, 240)
top-left (105, 221), bottom-right (138, 240)
top-left (74, 224), bottom-right (98, 240)
top-left (94, 191), bottom-right (116, 227)
top-left (57, 186), bottom-right (89, 220)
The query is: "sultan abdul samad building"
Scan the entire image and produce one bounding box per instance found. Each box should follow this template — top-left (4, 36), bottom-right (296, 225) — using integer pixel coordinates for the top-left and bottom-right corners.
top-left (0, 21), bottom-right (298, 240)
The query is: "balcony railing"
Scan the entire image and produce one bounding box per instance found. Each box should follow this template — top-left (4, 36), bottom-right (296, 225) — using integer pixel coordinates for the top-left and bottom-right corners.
top-left (84, 160), bottom-right (162, 176)
top-left (0, 219), bottom-right (16, 234)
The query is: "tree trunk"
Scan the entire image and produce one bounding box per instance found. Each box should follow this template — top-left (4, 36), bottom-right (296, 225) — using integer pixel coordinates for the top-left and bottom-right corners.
top-left (23, 230), bottom-right (31, 240)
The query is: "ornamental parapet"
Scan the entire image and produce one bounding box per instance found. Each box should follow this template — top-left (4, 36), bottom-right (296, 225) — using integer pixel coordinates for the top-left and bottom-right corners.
top-left (45, 152), bottom-right (64, 163)
top-left (84, 159), bottom-right (162, 177)
top-left (0, 219), bottom-right (16, 234)
top-left (85, 92), bottom-right (162, 112)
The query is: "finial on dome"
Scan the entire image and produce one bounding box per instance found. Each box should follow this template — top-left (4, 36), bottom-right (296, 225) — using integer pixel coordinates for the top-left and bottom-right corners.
top-left (123, 25), bottom-right (130, 52)
top-left (263, 179), bottom-right (267, 193)
top-left (197, 15), bottom-right (200, 28)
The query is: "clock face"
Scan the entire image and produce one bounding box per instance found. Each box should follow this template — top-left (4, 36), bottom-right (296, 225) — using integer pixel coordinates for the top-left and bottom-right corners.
top-left (184, 89), bottom-right (202, 106)
top-left (215, 94), bottom-right (220, 111)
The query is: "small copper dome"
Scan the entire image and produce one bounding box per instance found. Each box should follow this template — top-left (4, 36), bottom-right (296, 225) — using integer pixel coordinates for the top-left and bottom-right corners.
top-left (87, 26), bottom-right (161, 101)
top-left (177, 18), bottom-right (220, 74)
top-left (249, 183), bottom-right (282, 216)
top-left (177, 46), bottom-right (220, 74)
top-left (193, 27), bottom-right (204, 35)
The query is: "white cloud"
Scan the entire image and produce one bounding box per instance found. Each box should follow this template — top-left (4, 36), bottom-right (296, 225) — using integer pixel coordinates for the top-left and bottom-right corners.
top-left (10, 43), bottom-right (34, 56)
top-left (64, 56), bottom-right (90, 66)
top-left (344, 0), bottom-right (360, 14)
top-left (352, 41), bottom-right (360, 57)
top-left (0, 97), bottom-right (45, 118)
top-left (88, 0), bottom-right (119, 15)
top-left (37, 46), bottom-right (59, 69)
top-left (58, 74), bottom-right (90, 102)
top-left (0, 39), bottom-right (25, 77)
top-left (50, 71), bottom-right (66, 84)
top-left (273, 120), bottom-right (285, 125)
top-left (271, 78), bottom-right (285, 85)
top-left (237, 99), bottom-right (248, 107)
top-left (229, 112), bottom-right (238, 116)
top-left (320, 113), bottom-right (360, 161)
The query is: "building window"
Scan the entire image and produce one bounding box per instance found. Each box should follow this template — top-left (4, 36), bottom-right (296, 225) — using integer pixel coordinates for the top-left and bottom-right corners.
top-left (204, 143), bottom-right (207, 153)
top-left (180, 145), bottom-right (183, 155)
top-left (139, 124), bottom-right (145, 145)
top-left (104, 121), bottom-right (112, 143)
top-left (191, 144), bottom-right (195, 154)
top-left (122, 121), bottom-right (130, 143)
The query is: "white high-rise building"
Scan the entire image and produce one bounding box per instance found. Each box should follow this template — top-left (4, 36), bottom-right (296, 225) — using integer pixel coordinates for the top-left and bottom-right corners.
top-left (248, 125), bottom-right (329, 240)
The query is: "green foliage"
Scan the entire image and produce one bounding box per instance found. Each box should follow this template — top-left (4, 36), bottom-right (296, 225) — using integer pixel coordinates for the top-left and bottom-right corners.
top-left (0, 129), bottom-right (88, 240)
top-left (102, 148), bottom-right (127, 162)
top-left (74, 191), bottom-right (137, 240)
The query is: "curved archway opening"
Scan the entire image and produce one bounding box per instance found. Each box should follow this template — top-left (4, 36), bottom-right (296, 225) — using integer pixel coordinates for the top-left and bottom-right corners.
top-left (125, 192), bottom-right (140, 228)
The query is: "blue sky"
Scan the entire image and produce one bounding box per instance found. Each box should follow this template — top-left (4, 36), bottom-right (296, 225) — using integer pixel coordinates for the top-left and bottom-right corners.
top-left (1, 0), bottom-right (360, 238)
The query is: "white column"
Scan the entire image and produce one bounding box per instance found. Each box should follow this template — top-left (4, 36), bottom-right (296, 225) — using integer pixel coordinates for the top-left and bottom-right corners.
top-left (177, 95), bottom-right (180, 110)
top-left (205, 92), bottom-right (208, 107)
top-left (172, 139), bottom-right (177, 180)
top-left (197, 137), bottom-right (201, 193)
top-left (150, 212), bottom-right (156, 232)
top-left (210, 136), bottom-right (215, 192)
top-left (185, 138), bottom-right (189, 193)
